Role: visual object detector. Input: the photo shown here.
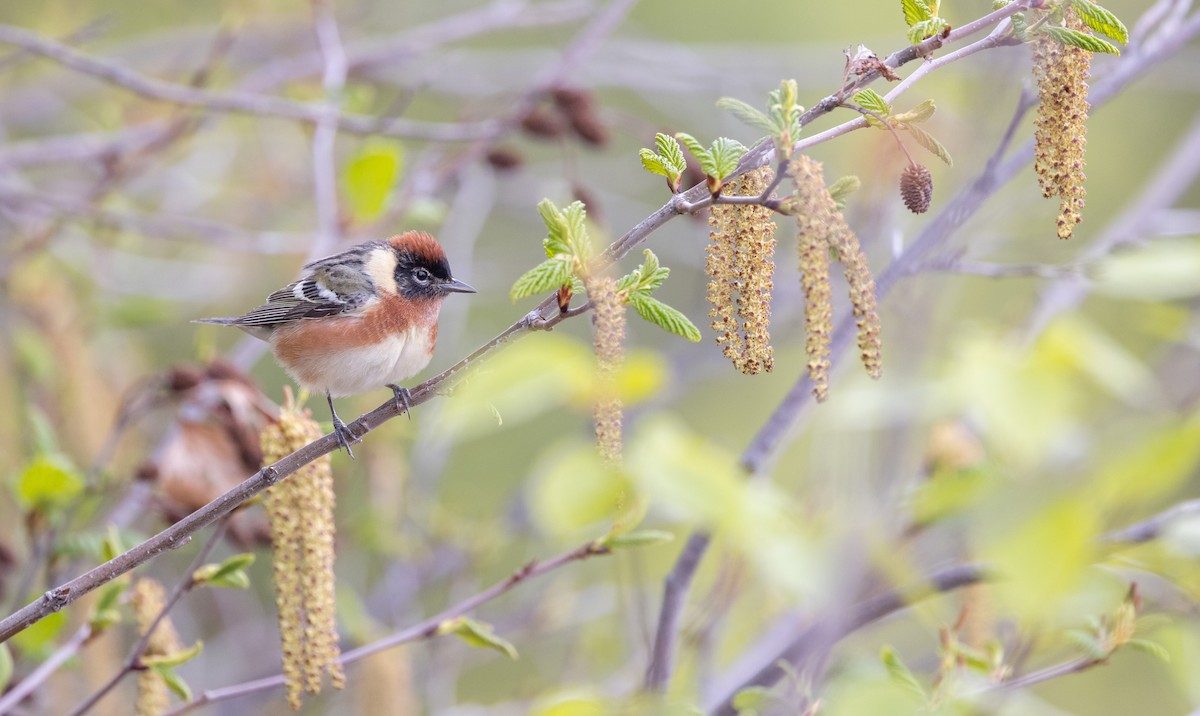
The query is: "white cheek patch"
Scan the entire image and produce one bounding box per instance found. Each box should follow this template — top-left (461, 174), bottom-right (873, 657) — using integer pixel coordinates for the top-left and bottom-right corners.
top-left (363, 249), bottom-right (399, 296)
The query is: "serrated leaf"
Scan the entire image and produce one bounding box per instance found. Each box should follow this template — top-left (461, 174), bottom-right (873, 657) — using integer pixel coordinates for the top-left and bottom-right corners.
top-left (902, 0), bottom-right (933, 26)
top-left (1125, 638), bottom-right (1171, 662)
top-left (717, 97), bottom-right (774, 134)
top-left (628, 294), bottom-right (701, 342)
top-left (907, 125), bottom-right (954, 167)
top-left (1041, 25), bottom-right (1121, 55)
top-left (602, 529), bottom-right (675, 549)
top-left (827, 175), bottom-right (862, 205)
top-left (907, 16), bottom-right (950, 44)
top-left (1071, 0), bottom-right (1128, 44)
top-left (144, 640), bottom-right (203, 670)
top-left (561, 200), bottom-right (593, 259)
top-left (510, 257), bottom-right (575, 302)
top-left (853, 88), bottom-right (892, 118)
top-left (639, 149), bottom-right (674, 179)
top-left (654, 132), bottom-right (687, 174)
top-left (1011, 12), bottom-right (1029, 40)
top-left (1066, 629), bottom-right (1110, 660)
top-left (636, 249), bottom-right (668, 292)
top-left (709, 137), bottom-right (747, 181)
top-left (152, 665), bottom-right (192, 702)
top-left (892, 98), bottom-right (936, 124)
top-left (881, 645), bottom-right (927, 701)
top-left (441, 616), bottom-right (518, 660)
top-left (537, 199), bottom-right (571, 256)
top-left (674, 132), bottom-right (708, 164)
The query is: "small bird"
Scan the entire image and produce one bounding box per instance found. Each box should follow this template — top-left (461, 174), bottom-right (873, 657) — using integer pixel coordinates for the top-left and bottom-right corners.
top-left (198, 231), bottom-right (475, 456)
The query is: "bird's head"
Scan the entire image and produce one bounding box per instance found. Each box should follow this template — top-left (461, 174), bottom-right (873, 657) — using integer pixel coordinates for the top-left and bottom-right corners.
top-left (368, 231), bottom-right (476, 300)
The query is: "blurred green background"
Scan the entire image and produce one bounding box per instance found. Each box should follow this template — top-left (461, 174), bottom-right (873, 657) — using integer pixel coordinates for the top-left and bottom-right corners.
top-left (1, 0), bottom-right (1199, 714)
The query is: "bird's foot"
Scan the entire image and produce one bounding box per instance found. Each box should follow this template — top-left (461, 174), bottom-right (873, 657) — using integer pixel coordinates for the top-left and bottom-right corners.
top-left (331, 415), bottom-right (357, 459)
top-left (387, 384), bottom-right (413, 419)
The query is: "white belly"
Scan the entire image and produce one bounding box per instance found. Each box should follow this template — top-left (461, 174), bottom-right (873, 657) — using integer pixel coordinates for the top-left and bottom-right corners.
top-left (284, 325), bottom-right (435, 397)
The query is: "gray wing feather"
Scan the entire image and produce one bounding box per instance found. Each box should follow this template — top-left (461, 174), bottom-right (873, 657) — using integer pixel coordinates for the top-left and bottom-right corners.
top-left (203, 243), bottom-right (385, 333)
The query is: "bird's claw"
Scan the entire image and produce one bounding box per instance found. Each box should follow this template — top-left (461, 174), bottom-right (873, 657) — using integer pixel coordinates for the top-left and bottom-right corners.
top-left (388, 384), bottom-right (413, 420)
top-left (331, 415), bottom-right (357, 459)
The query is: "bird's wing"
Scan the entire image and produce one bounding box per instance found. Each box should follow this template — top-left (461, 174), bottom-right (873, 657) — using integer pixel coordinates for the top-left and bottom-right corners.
top-left (211, 253), bottom-right (381, 330)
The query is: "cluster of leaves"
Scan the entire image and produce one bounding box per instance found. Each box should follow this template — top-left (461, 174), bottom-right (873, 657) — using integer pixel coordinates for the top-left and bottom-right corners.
top-left (853, 89), bottom-right (953, 167)
top-left (1003, 0), bottom-right (1129, 54)
top-left (510, 199), bottom-right (700, 342)
top-left (902, 0), bottom-right (950, 44)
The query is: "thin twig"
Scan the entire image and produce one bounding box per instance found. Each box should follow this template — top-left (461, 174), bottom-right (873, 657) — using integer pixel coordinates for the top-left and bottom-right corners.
top-left (161, 538), bottom-right (612, 715)
top-left (67, 519), bottom-right (231, 716)
top-left (0, 24), bottom-right (500, 142)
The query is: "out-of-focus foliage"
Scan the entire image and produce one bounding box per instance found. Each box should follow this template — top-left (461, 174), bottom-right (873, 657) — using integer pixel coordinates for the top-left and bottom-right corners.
top-left (0, 0), bottom-right (1197, 714)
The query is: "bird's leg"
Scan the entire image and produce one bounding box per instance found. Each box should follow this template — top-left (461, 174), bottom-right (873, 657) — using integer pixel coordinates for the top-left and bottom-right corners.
top-left (326, 391), bottom-right (356, 458)
top-left (386, 384), bottom-right (413, 419)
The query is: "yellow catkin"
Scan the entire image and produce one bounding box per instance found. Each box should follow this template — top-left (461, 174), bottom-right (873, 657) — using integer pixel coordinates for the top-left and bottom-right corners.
top-left (1033, 8), bottom-right (1091, 239)
top-left (789, 156), bottom-right (883, 399)
top-left (131, 578), bottom-right (184, 716)
top-left (262, 395), bottom-right (342, 710)
top-left (586, 274), bottom-right (625, 464)
top-left (707, 167), bottom-right (777, 374)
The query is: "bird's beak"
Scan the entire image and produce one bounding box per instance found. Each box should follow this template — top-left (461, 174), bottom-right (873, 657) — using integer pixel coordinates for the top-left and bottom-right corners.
top-left (442, 277), bottom-right (477, 294)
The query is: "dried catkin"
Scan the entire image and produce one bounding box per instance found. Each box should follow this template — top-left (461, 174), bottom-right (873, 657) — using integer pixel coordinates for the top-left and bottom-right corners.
top-left (1033, 9), bottom-right (1091, 239)
top-left (706, 167), bottom-right (777, 374)
top-left (587, 274), bottom-right (625, 464)
top-left (790, 156), bottom-right (883, 400)
top-left (262, 395), bottom-right (343, 710)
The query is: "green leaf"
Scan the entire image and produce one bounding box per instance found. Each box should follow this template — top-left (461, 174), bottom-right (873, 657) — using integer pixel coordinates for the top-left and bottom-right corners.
top-left (537, 198), bottom-right (571, 257)
top-left (891, 98), bottom-right (936, 124)
top-left (907, 125), bottom-right (954, 167)
top-left (902, 0), bottom-right (933, 26)
top-left (881, 645), bottom-right (927, 701)
top-left (716, 97), bottom-right (774, 133)
top-left (1126, 638), bottom-right (1171, 662)
top-left (827, 175), bottom-right (862, 206)
top-left (16, 455), bottom-right (84, 515)
top-left (144, 640), bottom-right (204, 670)
top-left (1041, 25), bottom-right (1121, 55)
top-left (907, 16), bottom-right (950, 44)
top-left (0, 644), bottom-right (11, 694)
top-left (440, 616), bottom-right (518, 660)
top-left (560, 200), bottom-right (593, 259)
top-left (510, 257), bottom-right (575, 302)
top-left (1011, 12), bottom-right (1029, 41)
top-left (89, 580), bottom-right (128, 630)
top-left (732, 686), bottom-right (774, 715)
top-left (1071, 0), bottom-right (1128, 44)
top-left (673, 132), bottom-right (707, 164)
top-left (655, 132), bottom-right (687, 174)
top-left (601, 529), bottom-right (675, 549)
top-left (193, 553), bottom-right (255, 589)
top-left (343, 140), bottom-right (404, 223)
top-left (709, 137), bottom-right (747, 181)
top-left (852, 88), bottom-right (891, 118)
top-left (628, 294), bottom-right (701, 342)
top-left (151, 665), bottom-right (193, 702)
top-left (11, 612), bottom-right (64, 659)
top-left (1066, 629), bottom-right (1110, 659)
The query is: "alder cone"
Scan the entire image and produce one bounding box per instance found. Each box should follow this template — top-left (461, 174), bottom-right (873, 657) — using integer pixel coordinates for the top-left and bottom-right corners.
top-left (900, 163), bottom-right (933, 214)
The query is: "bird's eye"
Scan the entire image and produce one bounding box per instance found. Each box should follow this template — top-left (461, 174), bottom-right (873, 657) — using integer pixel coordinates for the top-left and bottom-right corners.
top-left (413, 268), bottom-right (431, 283)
